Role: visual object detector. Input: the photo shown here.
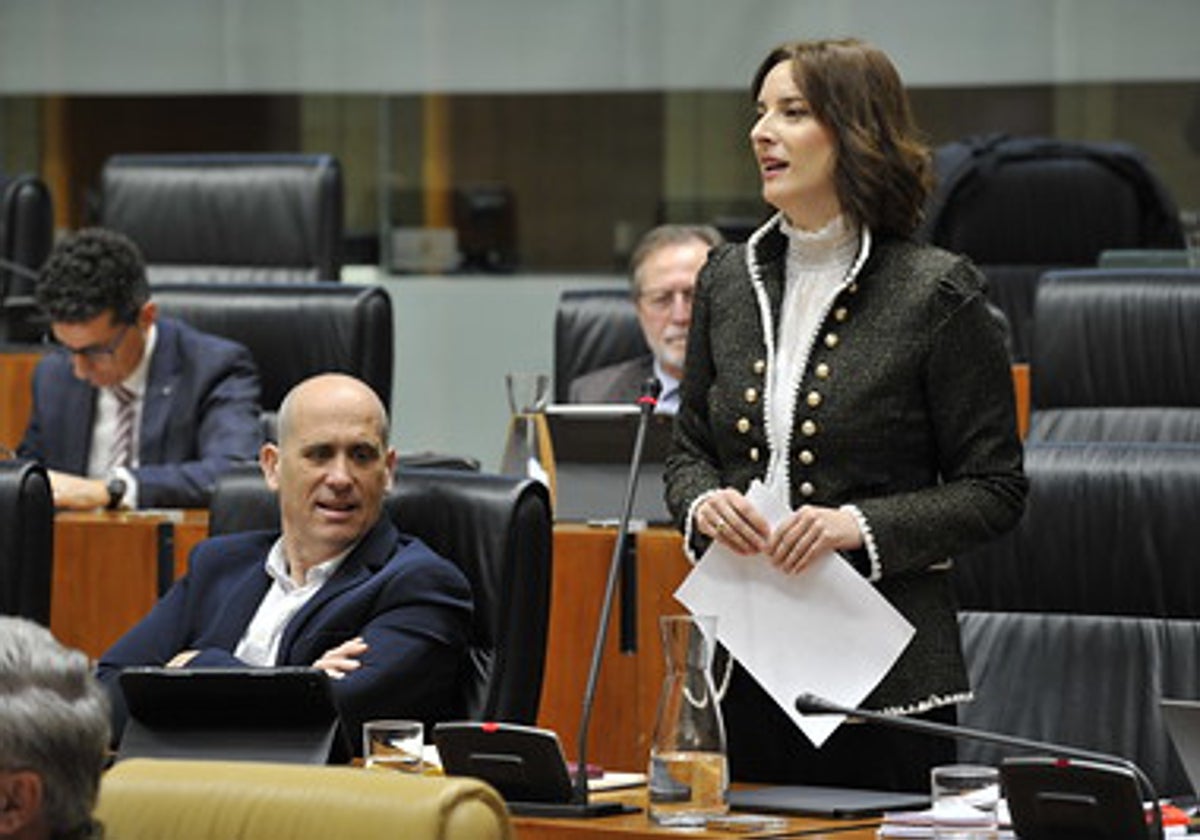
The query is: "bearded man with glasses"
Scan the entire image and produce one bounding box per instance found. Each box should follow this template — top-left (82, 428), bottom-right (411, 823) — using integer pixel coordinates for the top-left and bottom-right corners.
top-left (16, 228), bottom-right (262, 510)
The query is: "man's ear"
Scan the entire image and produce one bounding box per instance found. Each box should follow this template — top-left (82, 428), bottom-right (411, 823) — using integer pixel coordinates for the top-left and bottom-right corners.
top-left (139, 300), bottom-right (158, 329)
top-left (385, 448), bottom-right (397, 490)
top-left (0, 770), bottom-right (44, 835)
top-left (260, 442), bottom-right (281, 491)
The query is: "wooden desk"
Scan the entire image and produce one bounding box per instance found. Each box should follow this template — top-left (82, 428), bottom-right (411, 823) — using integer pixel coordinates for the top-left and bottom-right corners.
top-left (537, 526), bottom-right (692, 772)
top-left (512, 787), bottom-right (879, 839)
top-left (51, 510), bottom-right (208, 658)
top-left (0, 348), bottom-right (41, 450)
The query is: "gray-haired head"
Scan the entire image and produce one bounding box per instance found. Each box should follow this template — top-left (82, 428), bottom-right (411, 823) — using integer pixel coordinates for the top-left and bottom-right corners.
top-left (0, 617), bottom-right (110, 840)
top-left (628, 224), bottom-right (723, 298)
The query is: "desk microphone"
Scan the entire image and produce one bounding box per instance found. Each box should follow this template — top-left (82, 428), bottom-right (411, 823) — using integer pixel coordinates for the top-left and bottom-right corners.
top-left (566, 376), bottom-right (662, 813)
top-left (435, 378), bottom-right (662, 817)
top-left (795, 693), bottom-right (1164, 839)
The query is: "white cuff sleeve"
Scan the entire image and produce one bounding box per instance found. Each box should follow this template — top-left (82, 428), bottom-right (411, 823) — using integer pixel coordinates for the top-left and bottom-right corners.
top-left (683, 489), bottom-right (722, 564)
top-left (113, 466), bottom-right (137, 510)
top-left (840, 503), bottom-right (881, 582)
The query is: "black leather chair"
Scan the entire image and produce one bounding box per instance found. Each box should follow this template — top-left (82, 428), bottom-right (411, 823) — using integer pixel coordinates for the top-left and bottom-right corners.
top-left (919, 134), bottom-right (1184, 361)
top-left (1028, 268), bottom-right (1200, 442)
top-left (553, 288), bottom-right (646, 403)
top-left (0, 460), bottom-right (54, 625)
top-left (207, 465), bottom-right (552, 724)
top-left (152, 282), bottom-right (393, 422)
top-left (0, 171), bottom-right (54, 342)
top-left (955, 443), bottom-right (1200, 617)
top-left (99, 153), bottom-right (343, 284)
top-left (958, 610), bottom-right (1200, 797)
top-left (953, 442), bottom-right (1200, 795)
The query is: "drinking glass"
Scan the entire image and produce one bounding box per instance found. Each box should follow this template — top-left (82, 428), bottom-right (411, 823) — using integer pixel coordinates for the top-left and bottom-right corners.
top-left (931, 764), bottom-right (1000, 839)
top-left (363, 719), bottom-right (424, 772)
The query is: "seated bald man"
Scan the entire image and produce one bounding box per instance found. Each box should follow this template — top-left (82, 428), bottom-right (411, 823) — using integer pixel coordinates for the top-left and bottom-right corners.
top-left (96, 373), bottom-right (473, 751)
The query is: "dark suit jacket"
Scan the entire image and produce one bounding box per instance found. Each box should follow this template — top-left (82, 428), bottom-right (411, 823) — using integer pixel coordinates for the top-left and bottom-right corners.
top-left (96, 516), bottom-right (473, 749)
top-left (568, 354), bottom-right (656, 405)
top-left (17, 316), bottom-right (262, 507)
top-left (666, 223), bottom-right (1027, 712)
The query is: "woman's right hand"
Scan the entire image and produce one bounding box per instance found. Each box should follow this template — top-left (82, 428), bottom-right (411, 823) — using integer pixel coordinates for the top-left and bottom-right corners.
top-left (695, 488), bottom-right (770, 555)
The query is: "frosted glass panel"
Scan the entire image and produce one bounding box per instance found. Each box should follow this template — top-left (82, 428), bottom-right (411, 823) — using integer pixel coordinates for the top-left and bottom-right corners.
top-left (0, 0), bottom-right (1196, 94)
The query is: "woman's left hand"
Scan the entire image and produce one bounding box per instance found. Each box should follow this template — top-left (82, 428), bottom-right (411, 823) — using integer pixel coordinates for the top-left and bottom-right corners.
top-left (766, 505), bottom-right (863, 575)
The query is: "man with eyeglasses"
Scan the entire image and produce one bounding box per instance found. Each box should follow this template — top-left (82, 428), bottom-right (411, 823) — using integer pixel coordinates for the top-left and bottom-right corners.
top-left (16, 228), bottom-right (262, 510)
top-left (569, 224), bottom-right (723, 414)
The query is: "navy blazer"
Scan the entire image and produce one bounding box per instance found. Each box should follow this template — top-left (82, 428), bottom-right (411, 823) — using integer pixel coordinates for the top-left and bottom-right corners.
top-left (18, 316), bottom-right (262, 507)
top-left (96, 516), bottom-right (473, 749)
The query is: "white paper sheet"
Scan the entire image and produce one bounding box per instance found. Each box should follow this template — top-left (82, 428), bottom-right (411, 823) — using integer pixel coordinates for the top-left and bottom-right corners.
top-left (674, 479), bottom-right (914, 747)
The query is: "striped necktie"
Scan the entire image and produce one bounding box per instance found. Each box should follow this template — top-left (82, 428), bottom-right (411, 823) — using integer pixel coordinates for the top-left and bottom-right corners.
top-left (109, 384), bottom-right (137, 470)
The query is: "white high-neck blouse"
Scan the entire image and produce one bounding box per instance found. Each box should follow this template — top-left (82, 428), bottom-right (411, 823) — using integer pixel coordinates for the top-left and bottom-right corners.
top-left (765, 214), bottom-right (861, 493)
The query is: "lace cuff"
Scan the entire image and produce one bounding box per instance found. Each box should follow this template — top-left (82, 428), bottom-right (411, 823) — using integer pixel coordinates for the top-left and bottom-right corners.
top-left (683, 489), bottom-right (723, 564)
top-left (840, 504), bottom-right (881, 582)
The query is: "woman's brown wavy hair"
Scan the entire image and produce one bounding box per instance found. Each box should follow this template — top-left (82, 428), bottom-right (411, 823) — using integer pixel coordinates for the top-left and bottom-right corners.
top-left (752, 38), bottom-right (932, 237)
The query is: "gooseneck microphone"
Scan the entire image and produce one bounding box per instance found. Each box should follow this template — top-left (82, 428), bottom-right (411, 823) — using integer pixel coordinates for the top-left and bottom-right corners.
top-left (433, 379), bottom-right (661, 817)
top-left (568, 376), bottom-right (662, 811)
top-left (795, 693), bottom-right (1163, 840)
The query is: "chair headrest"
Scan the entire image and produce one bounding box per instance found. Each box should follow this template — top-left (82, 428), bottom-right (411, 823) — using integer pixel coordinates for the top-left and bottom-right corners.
top-left (101, 153), bottom-right (343, 280)
top-left (153, 282), bottom-right (393, 410)
top-left (1032, 268), bottom-right (1200, 409)
top-left (553, 288), bottom-right (646, 402)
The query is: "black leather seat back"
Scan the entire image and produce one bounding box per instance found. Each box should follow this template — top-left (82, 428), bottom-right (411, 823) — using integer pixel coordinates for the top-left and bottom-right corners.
top-left (100, 153), bottom-right (343, 284)
top-left (977, 264), bottom-right (1055, 362)
top-left (921, 134), bottom-right (1183, 265)
top-left (1032, 269), bottom-right (1200, 409)
top-left (1029, 408), bottom-right (1200, 443)
top-left (553, 288), bottom-right (646, 403)
top-left (384, 469), bottom-right (551, 723)
top-left (920, 135), bottom-right (1184, 364)
top-left (0, 172), bottom-right (53, 295)
top-left (958, 610), bottom-right (1200, 797)
top-left (208, 466), bottom-right (552, 724)
top-left (0, 172), bottom-right (54, 342)
top-left (153, 282), bottom-right (393, 413)
top-left (954, 442), bottom-right (1200, 617)
top-left (0, 460), bottom-right (54, 624)
top-left (954, 441), bottom-right (1200, 795)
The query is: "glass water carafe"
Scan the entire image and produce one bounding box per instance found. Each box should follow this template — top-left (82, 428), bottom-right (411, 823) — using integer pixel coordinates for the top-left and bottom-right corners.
top-left (648, 614), bottom-right (729, 827)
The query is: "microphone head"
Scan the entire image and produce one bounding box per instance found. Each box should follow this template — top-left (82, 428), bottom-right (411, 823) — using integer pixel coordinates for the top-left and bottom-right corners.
top-left (636, 377), bottom-right (662, 408)
top-left (794, 693), bottom-right (840, 715)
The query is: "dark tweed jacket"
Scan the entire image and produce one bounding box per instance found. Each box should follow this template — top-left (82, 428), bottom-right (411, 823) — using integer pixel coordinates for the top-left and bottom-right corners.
top-left (664, 219), bottom-right (1027, 713)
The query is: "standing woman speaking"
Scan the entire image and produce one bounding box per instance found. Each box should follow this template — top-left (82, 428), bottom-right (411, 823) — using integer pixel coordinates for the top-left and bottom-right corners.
top-left (664, 38), bottom-right (1027, 792)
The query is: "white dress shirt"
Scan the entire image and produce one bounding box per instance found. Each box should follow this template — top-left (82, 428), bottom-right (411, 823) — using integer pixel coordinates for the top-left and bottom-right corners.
top-left (86, 324), bottom-right (158, 508)
top-left (234, 539), bottom-right (349, 667)
top-left (654, 360), bottom-right (682, 414)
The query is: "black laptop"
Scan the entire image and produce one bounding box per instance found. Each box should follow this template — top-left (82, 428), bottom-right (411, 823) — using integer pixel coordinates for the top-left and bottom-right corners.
top-left (729, 785), bottom-right (929, 819)
top-left (543, 404), bottom-right (674, 525)
top-left (117, 667), bottom-right (351, 764)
